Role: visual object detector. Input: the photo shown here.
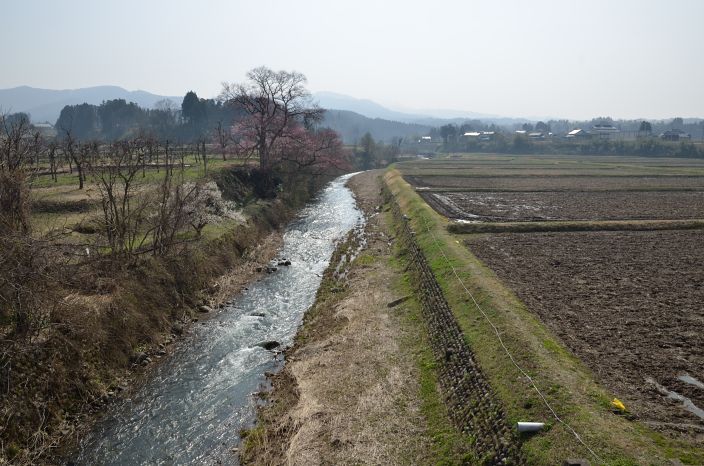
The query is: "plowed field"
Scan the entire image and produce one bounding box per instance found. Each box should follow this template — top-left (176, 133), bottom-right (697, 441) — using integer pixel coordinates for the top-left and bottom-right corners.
top-left (465, 230), bottom-right (704, 432)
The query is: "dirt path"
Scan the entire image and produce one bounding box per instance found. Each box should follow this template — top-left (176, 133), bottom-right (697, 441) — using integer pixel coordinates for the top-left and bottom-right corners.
top-left (242, 171), bottom-right (434, 465)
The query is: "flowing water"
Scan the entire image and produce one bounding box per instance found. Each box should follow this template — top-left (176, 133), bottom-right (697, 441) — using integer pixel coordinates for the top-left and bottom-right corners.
top-left (75, 173), bottom-right (363, 465)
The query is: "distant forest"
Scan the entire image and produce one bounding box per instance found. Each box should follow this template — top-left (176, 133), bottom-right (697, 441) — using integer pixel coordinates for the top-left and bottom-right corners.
top-left (52, 92), bottom-right (242, 142)
top-left (40, 94), bottom-right (431, 146)
top-left (4, 91), bottom-right (703, 159)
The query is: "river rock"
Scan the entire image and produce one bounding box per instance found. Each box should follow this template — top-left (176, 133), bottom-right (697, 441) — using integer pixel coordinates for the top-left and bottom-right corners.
top-left (198, 305), bottom-right (213, 313)
top-left (171, 323), bottom-right (184, 335)
top-left (277, 259), bottom-right (292, 266)
top-left (131, 352), bottom-right (148, 365)
top-left (250, 312), bottom-right (266, 318)
top-left (256, 340), bottom-right (281, 351)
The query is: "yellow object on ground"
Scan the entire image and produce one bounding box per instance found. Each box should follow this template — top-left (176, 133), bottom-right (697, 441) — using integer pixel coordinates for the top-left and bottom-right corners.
top-left (611, 398), bottom-right (626, 412)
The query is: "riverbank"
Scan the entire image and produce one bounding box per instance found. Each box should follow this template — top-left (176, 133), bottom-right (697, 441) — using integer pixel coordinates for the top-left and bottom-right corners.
top-left (241, 171), bottom-right (474, 464)
top-left (1, 167), bottom-right (332, 464)
top-left (72, 172), bottom-right (362, 464)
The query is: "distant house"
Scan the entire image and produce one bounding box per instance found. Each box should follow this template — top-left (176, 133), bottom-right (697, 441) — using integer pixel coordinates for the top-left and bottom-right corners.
top-left (514, 130), bottom-right (528, 135)
top-left (462, 131), bottom-right (495, 141)
top-left (528, 132), bottom-right (545, 139)
top-left (591, 124), bottom-right (620, 139)
top-left (566, 128), bottom-right (590, 138)
top-left (418, 136), bottom-right (433, 143)
top-left (660, 129), bottom-right (691, 141)
top-left (479, 131), bottom-right (495, 141)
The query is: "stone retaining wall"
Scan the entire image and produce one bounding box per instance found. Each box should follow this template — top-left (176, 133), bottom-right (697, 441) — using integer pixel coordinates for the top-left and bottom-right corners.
top-left (385, 188), bottom-right (524, 465)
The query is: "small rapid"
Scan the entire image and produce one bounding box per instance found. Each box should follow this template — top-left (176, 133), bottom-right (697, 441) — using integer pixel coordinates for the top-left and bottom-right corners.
top-left (75, 173), bottom-right (363, 465)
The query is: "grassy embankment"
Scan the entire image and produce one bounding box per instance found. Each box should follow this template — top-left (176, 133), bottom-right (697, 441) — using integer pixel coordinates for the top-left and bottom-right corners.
top-left (384, 168), bottom-right (704, 465)
top-left (391, 245), bottom-right (479, 464)
top-left (2, 156), bottom-right (328, 463)
top-left (241, 172), bottom-right (475, 465)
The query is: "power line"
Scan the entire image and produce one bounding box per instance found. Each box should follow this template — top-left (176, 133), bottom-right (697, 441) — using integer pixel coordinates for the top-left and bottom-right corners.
top-left (419, 214), bottom-right (603, 464)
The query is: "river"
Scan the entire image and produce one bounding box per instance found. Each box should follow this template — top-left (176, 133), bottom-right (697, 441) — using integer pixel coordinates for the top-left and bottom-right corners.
top-left (74, 173), bottom-right (363, 465)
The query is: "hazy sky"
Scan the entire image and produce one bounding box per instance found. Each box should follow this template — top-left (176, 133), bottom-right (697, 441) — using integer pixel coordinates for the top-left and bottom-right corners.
top-left (3, 0), bottom-right (703, 120)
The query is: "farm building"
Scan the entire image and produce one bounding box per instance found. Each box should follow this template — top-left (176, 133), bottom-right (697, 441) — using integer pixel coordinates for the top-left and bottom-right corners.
top-left (660, 129), bottom-right (692, 141)
top-left (462, 131), bottom-right (496, 141)
top-left (565, 128), bottom-right (590, 138)
top-left (591, 124), bottom-right (620, 139)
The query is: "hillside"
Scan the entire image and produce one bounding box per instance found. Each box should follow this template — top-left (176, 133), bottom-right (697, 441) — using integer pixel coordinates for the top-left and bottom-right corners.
top-left (0, 85), bottom-right (180, 122)
top-left (320, 109), bottom-right (431, 144)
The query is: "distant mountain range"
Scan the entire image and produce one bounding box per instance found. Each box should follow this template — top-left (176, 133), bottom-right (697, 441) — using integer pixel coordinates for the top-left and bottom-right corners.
top-left (313, 91), bottom-right (532, 126)
top-left (0, 85), bottom-right (531, 127)
top-left (2, 85), bottom-right (698, 131)
top-left (0, 86), bottom-right (181, 123)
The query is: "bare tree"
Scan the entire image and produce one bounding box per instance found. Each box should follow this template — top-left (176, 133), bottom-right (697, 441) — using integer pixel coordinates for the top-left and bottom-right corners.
top-left (200, 137), bottom-right (208, 175)
top-left (91, 141), bottom-right (149, 255)
top-left (91, 139), bottom-right (210, 258)
top-left (0, 113), bottom-right (41, 234)
top-left (46, 140), bottom-right (59, 182)
top-left (220, 67), bottom-right (324, 169)
top-left (213, 120), bottom-right (230, 161)
top-left (59, 128), bottom-right (87, 189)
top-left (150, 167), bottom-right (204, 256)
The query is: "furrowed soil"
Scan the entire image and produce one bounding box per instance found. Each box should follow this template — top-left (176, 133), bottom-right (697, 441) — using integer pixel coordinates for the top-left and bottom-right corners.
top-left (420, 190), bottom-right (704, 222)
top-left (242, 170), bottom-right (441, 465)
top-left (465, 229), bottom-right (704, 438)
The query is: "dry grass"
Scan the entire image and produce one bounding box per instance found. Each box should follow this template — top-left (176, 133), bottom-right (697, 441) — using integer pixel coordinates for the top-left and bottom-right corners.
top-left (242, 171), bottom-right (440, 465)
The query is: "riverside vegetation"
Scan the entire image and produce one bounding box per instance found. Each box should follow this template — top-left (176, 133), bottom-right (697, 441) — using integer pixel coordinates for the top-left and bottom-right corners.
top-left (0, 107), bottom-right (344, 463)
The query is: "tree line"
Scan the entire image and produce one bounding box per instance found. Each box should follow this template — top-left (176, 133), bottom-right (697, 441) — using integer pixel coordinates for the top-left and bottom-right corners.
top-left (54, 92), bottom-right (241, 143)
top-left (435, 130), bottom-right (704, 158)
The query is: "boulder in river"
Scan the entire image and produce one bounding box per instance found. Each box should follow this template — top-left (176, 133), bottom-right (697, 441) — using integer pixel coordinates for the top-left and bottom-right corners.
top-left (198, 305), bottom-right (213, 313)
top-left (256, 340), bottom-right (281, 351)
